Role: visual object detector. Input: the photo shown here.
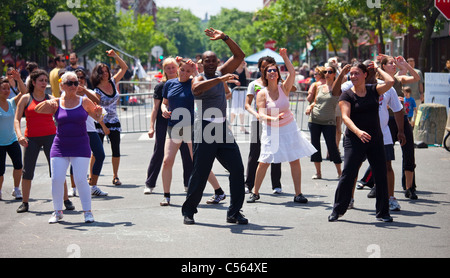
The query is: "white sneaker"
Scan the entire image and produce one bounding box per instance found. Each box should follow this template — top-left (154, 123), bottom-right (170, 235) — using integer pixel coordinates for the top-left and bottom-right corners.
top-left (272, 187), bottom-right (282, 194)
top-left (49, 211), bottom-right (63, 224)
top-left (84, 211), bottom-right (95, 223)
top-left (143, 186), bottom-right (153, 194)
top-left (91, 186), bottom-right (108, 196)
top-left (68, 187), bottom-right (77, 197)
top-left (389, 197), bottom-right (401, 211)
top-left (12, 189), bottom-right (23, 200)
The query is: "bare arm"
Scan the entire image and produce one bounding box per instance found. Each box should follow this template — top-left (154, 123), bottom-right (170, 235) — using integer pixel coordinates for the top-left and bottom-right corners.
top-left (34, 98), bottom-right (59, 114)
top-left (280, 48), bottom-right (295, 96)
top-left (14, 95), bottom-right (30, 147)
top-left (82, 97), bottom-right (103, 122)
top-left (204, 28), bottom-right (244, 75)
top-left (148, 98), bottom-right (161, 138)
top-left (106, 50), bottom-right (129, 84)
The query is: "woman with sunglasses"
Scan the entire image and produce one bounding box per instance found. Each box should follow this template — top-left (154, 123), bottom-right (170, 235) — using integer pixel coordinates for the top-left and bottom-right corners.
top-left (65, 69), bottom-right (108, 197)
top-left (305, 66), bottom-right (342, 180)
top-left (35, 72), bottom-right (103, 224)
top-left (247, 48), bottom-right (316, 204)
top-left (306, 67), bottom-right (326, 103)
top-left (91, 50), bottom-right (128, 186)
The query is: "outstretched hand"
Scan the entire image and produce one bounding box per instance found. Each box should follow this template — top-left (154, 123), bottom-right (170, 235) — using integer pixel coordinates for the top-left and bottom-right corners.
top-left (205, 28), bottom-right (225, 41)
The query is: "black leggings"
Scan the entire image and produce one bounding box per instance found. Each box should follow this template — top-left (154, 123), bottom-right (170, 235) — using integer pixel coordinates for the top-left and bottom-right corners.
top-left (98, 130), bottom-right (121, 157)
top-left (0, 141), bottom-right (22, 176)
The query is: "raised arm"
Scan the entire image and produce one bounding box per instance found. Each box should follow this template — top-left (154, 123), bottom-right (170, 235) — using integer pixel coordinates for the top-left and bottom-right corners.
top-left (205, 28), bottom-right (245, 75)
top-left (332, 64), bottom-right (351, 96)
top-left (107, 50), bottom-right (129, 84)
top-left (395, 56), bottom-right (420, 85)
top-left (10, 69), bottom-right (27, 104)
top-left (280, 48), bottom-right (295, 96)
top-left (370, 61), bottom-right (394, 95)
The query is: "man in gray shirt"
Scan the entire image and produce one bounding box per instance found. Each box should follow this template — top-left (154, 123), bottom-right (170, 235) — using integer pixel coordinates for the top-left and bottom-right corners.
top-left (182, 28), bottom-right (247, 225)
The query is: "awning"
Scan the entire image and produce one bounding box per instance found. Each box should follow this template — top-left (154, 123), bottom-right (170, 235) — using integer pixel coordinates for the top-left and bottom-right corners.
top-left (245, 48), bottom-right (284, 65)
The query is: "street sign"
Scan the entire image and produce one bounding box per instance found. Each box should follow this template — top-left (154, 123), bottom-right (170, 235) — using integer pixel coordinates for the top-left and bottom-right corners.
top-left (151, 45), bottom-right (163, 59)
top-left (435, 0), bottom-right (450, 21)
top-left (50, 12), bottom-right (79, 41)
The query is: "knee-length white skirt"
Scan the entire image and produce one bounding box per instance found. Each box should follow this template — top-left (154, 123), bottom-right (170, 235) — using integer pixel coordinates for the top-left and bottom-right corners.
top-left (259, 120), bottom-right (317, 164)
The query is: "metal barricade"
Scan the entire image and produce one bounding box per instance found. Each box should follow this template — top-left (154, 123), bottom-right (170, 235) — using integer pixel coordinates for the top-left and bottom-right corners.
top-left (115, 81), bottom-right (309, 134)
top-left (116, 80), bottom-right (158, 133)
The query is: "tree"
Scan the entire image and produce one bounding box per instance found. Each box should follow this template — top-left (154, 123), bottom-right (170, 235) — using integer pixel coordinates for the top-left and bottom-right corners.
top-left (155, 7), bottom-right (205, 58)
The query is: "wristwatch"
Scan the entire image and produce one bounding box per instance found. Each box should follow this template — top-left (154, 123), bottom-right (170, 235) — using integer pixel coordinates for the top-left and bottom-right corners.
top-left (222, 35), bottom-right (229, 41)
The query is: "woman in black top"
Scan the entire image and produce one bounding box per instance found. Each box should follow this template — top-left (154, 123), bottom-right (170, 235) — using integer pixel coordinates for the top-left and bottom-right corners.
top-left (328, 62), bottom-right (395, 222)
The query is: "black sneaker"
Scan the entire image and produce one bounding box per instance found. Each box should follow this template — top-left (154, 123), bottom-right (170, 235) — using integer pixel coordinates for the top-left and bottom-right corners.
top-left (405, 188), bottom-right (418, 200)
top-left (294, 193), bottom-right (308, 203)
top-left (227, 212), bottom-right (248, 224)
top-left (17, 202), bottom-right (29, 213)
top-left (183, 215), bottom-right (195, 225)
top-left (377, 215), bottom-right (393, 222)
top-left (328, 211), bottom-right (342, 222)
top-left (247, 193), bottom-right (260, 203)
top-left (367, 186), bottom-right (376, 198)
top-left (64, 199), bottom-right (75, 210)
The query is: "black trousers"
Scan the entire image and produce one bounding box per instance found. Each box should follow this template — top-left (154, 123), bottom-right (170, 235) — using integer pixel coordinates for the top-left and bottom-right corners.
top-left (182, 120), bottom-right (245, 218)
top-left (145, 119), bottom-right (192, 188)
top-left (333, 134), bottom-right (390, 218)
top-left (245, 120), bottom-right (281, 190)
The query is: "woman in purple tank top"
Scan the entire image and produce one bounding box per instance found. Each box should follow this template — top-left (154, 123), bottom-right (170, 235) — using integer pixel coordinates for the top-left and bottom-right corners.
top-left (35, 72), bottom-right (103, 224)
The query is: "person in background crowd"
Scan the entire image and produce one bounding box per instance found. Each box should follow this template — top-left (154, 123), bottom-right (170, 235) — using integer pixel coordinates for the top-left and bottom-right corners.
top-left (305, 65), bottom-right (342, 180)
top-left (91, 50), bottom-right (128, 186)
top-left (307, 66), bottom-right (326, 103)
top-left (403, 86), bottom-right (417, 126)
top-left (229, 60), bottom-right (250, 134)
top-left (66, 52), bottom-right (86, 73)
top-left (380, 55), bottom-right (420, 200)
top-left (0, 71), bottom-right (26, 200)
top-left (6, 67), bottom-right (26, 99)
top-left (49, 54), bottom-right (66, 98)
top-left (405, 58), bottom-right (424, 105)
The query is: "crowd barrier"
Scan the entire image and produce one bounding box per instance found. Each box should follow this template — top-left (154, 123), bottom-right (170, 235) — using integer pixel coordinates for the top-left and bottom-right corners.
top-left (111, 81), bottom-right (310, 134)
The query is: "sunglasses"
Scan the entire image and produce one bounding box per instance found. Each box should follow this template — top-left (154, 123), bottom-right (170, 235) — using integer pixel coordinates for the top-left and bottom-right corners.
top-left (323, 71), bottom-right (335, 74)
top-left (267, 69), bottom-right (277, 73)
top-left (65, 80), bottom-right (79, 87)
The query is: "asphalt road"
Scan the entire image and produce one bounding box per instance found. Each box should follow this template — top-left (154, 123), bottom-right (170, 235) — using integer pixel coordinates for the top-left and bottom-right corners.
top-left (1, 129), bottom-right (449, 259)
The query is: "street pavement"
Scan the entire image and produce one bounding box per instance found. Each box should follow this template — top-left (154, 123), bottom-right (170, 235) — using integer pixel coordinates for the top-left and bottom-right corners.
top-left (1, 128), bottom-right (449, 259)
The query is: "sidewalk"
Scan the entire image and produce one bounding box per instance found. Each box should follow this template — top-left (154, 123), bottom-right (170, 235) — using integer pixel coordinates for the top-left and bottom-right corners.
top-left (0, 131), bottom-right (449, 258)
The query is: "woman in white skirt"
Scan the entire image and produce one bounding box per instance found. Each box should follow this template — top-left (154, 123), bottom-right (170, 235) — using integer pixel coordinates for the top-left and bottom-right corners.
top-left (247, 48), bottom-right (316, 204)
